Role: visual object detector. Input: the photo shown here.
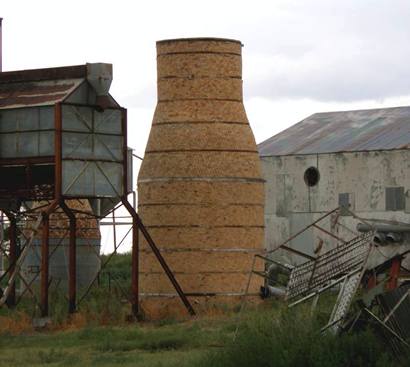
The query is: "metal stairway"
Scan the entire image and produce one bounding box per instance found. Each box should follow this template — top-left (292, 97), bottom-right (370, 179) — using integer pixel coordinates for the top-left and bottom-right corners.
top-left (325, 271), bottom-right (363, 334)
top-left (286, 231), bottom-right (374, 302)
top-left (284, 231), bottom-right (374, 334)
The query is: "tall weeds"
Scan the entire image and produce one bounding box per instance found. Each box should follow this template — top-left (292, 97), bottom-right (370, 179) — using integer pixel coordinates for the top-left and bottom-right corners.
top-left (197, 308), bottom-right (408, 367)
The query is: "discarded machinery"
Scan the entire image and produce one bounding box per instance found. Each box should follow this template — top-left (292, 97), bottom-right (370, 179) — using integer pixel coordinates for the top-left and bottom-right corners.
top-left (244, 206), bottom-right (410, 353)
top-left (138, 38), bottom-right (265, 318)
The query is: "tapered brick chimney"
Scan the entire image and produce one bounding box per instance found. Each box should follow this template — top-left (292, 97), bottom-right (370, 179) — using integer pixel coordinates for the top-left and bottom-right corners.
top-left (138, 38), bottom-right (265, 319)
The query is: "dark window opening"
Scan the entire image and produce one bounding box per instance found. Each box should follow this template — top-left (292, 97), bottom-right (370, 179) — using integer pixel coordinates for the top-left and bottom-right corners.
top-left (304, 167), bottom-right (320, 187)
top-left (0, 166), bottom-right (26, 190)
top-left (0, 164), bottom-right (55, 190)
top-left (386, 187), bottom-right (405, 211)
top-left (339, 192), bottom-right (354, 215)
top-left (32, 164), bottom-right (54, 186)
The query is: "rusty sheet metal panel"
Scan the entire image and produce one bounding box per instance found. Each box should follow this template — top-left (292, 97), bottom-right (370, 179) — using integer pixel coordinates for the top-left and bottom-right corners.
top-left (0, 106), bottom-right (54, 158)
top-left (259, 106), bottom-right (410, 156)
top-left (0, 79), bottom-right (83, 109)
top-left (61, 104), bottom-right (124, 197)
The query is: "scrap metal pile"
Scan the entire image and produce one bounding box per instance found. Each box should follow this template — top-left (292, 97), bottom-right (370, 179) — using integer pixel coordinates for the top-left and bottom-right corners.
top-left (246, 207), bottom-right (410, 354)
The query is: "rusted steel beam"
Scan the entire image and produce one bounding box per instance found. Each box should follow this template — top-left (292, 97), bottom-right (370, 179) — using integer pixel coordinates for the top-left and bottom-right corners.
top-left (266, 207), bottom-right (340, 256)
top-left (120, 199), bottom-right (139, 318)
top-left (387, 257), bottom-right (402, 291)
top-left (122, 198), bottom-right (196, 316)
top-left (40, 200), bottom-right (59, 317)
top-left (40, 212), bottom-right (50, 317)
top-left (59, 200), bottom-right (77, 314)
top-left (6, 216), bottom-right (17, 307)
top-left (0, 156), bottom-right (54, 166)
top-left (131, 215), bottom-right (139, 317)
top-left (280, 245), bottom-right (316, 261)
top-left (312, 223), bottom-right (348, 244)
top-left (3, 211), bottom-right (17, 307)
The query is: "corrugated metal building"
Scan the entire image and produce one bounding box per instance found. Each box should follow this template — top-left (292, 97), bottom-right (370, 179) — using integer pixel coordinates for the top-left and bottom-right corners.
top-left (258, 106), bottom-right (410, 264)
top-left (0, 63), bottom-right (126, 291)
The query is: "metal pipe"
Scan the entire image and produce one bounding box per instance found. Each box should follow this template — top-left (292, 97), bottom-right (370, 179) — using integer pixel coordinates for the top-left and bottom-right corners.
top-left (132, 153), bottom-right (143, 161)
top-left (357, 222), bottom-right (410, 233)
top-left (386, 232), bottom-right (402, 243)
top-left (266, 285), bottom-right (286, 297)
top-left (112, 211), bottom-right (117, 250)
top-left (373, 232), bottom-right (386, 244)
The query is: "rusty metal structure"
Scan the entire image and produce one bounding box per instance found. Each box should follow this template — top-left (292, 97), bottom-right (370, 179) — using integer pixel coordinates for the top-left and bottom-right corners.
top-left (0, 63), bottom-right (195, 318)
top-left (242, 206), bottom-right (410, 353)
top-left (138, 38), bottom-right (264, 318)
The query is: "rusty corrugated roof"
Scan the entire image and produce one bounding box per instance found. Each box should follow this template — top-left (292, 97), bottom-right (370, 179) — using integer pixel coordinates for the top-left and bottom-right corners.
top-left (0, 79), bottom-right (84, 109)
top-left (258, 106), bottom-right (410, 156)
top-left (0, 65), bottom-right (90, 109)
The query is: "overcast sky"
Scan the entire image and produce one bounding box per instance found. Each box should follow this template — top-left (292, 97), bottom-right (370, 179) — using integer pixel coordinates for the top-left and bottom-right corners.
top-left (2, 0), bottom-right (410, 251)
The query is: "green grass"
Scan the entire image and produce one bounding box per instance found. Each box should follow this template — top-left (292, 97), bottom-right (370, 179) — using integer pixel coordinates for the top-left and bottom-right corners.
top-left (199, 306), bottom-right (409, 367)
top-left (99, 252), bottom-right (132, 290)
top-left (0, 314), bottom-right (231, 366)
top-left (0, 302), bottom-right (408, 367)
top-left (1, 253), bottom-right (409, 366)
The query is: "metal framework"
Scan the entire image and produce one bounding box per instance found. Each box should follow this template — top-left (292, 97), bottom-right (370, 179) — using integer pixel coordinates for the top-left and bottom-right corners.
top-left (0, 100), bottom-right (195, 319)
top-left (237, 206), bottom-right (410, 344)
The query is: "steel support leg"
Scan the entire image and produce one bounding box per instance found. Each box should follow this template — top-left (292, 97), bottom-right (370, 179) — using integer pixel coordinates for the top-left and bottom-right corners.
top-left (68, 215), bottom-right (76, 313)
top-left (131, 215), bottom-right (139, 317)
top-left (120, 199), bottom-right (139, 318)
top-left (387, 257), bottom-right (401, 291)
top-left (40, 213), bottom-right (50, 317)
top-left (7, 216), bottom-right (17, 307)
top-left (121, 197), bottom-right (196, 316)
top-left (60, 200), bottom-right (77, 314)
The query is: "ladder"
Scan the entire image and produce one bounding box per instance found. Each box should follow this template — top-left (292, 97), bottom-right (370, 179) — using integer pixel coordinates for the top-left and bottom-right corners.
top-left (284, 232), bottom-right (374, 334)
top-left (324, 271), bottom-right (363, 334)
top-left (286, 231), bottom-right (374, 301)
